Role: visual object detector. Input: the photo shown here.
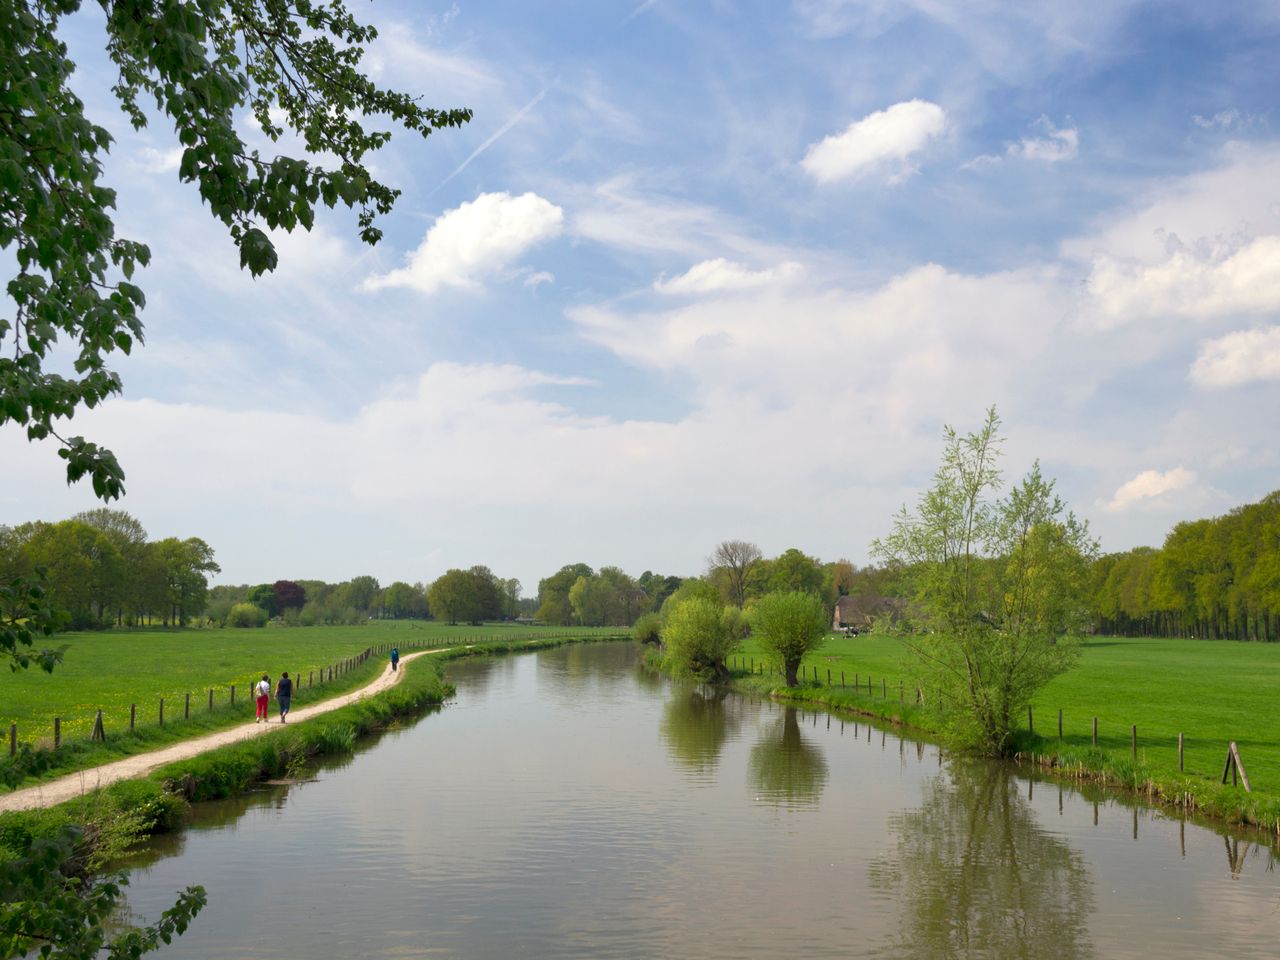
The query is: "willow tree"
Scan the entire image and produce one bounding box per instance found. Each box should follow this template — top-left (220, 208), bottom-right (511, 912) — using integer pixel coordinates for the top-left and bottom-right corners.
top-left (873, 408), bottom-right (1096, 755)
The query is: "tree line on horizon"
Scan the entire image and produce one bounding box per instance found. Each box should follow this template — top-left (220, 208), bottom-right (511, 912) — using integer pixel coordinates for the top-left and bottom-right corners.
top-left (1089, 490), bottom-right (1280, 641)
top-left (4, 490), bottom-right (1279, 638)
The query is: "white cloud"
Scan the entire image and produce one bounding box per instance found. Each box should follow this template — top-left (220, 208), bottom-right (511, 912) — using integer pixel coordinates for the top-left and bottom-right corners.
top-left (1192, 109), bottom-right (1255, 130)
top-left (136, 147), bottom-right (184, 174)
top-left (1086, 235), bottom-right (1280, 325)
top-left (654, 259), bottom-right (803, 295)
top-left (1105, 467), bottom-right (1196, 512)
top-left (570, 176), bottom-right (789, 261)
top-left (523, 271), bottom-right (556, 287)
top-left (801, 100), bottom-right (947, 184)
top-left (1191, 326), bottom-right (1280, 389)
top-left (364, 192), bottom-right (563, 294)
top-left (1009, 117), bottom-right (1078, 162)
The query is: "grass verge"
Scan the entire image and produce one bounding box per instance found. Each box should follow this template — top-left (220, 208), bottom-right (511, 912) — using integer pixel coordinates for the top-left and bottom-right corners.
top-left (0, 623), bottom-right (615, 792)
top-left (650, 642), bottom-right (1280, 839)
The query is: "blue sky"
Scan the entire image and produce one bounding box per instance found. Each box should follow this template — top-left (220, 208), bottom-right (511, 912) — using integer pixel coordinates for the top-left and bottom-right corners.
top-left (4, 0), bottom-right (1280, 591)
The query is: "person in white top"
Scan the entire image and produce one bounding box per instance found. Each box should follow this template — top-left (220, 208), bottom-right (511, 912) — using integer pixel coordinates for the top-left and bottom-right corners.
top-left (255, 673), bottom-right (271, 723)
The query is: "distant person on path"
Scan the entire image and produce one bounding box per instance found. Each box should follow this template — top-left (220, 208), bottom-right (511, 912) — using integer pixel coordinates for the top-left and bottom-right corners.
top-left (255, 674), bottom-right (271, 723)
top-left (391, 647), bottom-right (400, 672)
top-left (276, 672), bottom-right (293, 723)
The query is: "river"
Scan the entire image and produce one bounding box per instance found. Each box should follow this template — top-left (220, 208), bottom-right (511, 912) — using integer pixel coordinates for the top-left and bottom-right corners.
top-left (119, 641), bottom-right (1280, 958)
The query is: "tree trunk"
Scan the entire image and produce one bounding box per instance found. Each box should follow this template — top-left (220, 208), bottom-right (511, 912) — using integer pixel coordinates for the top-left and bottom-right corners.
top-left (785, 659), bottom-right (799, 688)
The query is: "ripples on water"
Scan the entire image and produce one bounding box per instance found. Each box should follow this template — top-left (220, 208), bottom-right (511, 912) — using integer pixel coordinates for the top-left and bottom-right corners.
top-left (120, 642), bottom-right (1280, 959)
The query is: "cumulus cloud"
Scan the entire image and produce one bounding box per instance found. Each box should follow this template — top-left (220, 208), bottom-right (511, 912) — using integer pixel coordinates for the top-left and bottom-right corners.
top-left (1191, 326), bottom-right (1280, 388)
top-left (801, 100), bottom-right (946, 184)
top-left (653, 259), bottom-right (803, 295)
top-left (364, 192), bottom-right (563, 294)
top-left (1086, 235), bottom-right (1280, 325)
top-left (1105, 467), bottom-right (1196, 512)
top-left (1009, 118), bottom-right (1078, 162)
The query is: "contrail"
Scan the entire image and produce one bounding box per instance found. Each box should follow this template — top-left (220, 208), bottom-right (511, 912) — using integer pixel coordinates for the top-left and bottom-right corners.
top-left (431, 85), bottom-right (551, 195)
top-left (622, 0), bottom-right (658, 24)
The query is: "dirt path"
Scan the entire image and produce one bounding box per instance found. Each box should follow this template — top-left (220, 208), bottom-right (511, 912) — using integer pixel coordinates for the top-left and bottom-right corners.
top-left (0, 648), bottom-right (447, 813)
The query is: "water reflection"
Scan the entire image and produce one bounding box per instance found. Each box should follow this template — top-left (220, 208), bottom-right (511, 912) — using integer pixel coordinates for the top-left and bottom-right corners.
top-left (870, 761), bottom-right (1095, 959)
top-left (747, 707), bottom-right (829, 807)
top-left (660, 686), bottom-right (742, 777)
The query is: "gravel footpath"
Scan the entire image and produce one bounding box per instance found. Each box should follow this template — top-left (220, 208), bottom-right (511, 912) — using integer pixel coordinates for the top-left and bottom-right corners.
top-left (0, 648), bottom-right (445, 813)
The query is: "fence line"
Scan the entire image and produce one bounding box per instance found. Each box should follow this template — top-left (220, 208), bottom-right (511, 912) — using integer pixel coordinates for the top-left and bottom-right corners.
top-left (725, 653), bottom-right (1252, 789)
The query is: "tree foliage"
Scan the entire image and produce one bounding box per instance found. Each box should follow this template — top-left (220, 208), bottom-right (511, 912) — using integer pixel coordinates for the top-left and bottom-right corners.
top-left (1086, 491), bottom-right (1280, 640)
top-left (662, 596), bottom-right (744, 682)
top-left (0, 825), bottom-right (205, 960)
top-left (1, 0), bottom-right (471, 499)
top-left (750, 590), bottom-right (829, 687)
top-left (873, 408), bottom-right (1096, 755)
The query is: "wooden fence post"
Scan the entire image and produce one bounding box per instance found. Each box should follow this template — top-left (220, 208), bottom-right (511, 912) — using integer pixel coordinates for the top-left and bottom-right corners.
top-left (882, 678), bottom-right (886, 699)
top-left (231, 684), bottom-right (235, 705)
top-left (1058, 709), bottom-right (1062, 740)
top-left (1131, 724), bottom-right (1136, 761)
top-left (1092, 716), bottom-right (1098, 747)
top-left (1178, 732), bottom-right (1184, 772)
top-left (159, 697), bottom-right (165, 726)
top-left (54, 717), bottom-right (60, 749)
top-left (130, 703), bottom-right (136, 731)
top-left (1029, 706), bottom-right (1034, 735)
top-left (208, 688), bottom-right (214, 711)
top-left (8, 723), bottom-right (14, 757)
top-left (185, 692), bottom-right (191, 719)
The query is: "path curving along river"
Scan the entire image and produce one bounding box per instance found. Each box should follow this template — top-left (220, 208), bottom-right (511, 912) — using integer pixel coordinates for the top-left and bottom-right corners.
top-left (120, 642), bottom-right (1280, 959)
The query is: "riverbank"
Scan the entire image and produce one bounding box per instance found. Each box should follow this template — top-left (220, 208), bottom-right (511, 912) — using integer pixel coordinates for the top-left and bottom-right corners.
top-left (0, 634), bottom-right (621, 867)
top-left (0, 623), bottom-right (617, 792)
top-left (647, 647), bottom-right (1280, 840)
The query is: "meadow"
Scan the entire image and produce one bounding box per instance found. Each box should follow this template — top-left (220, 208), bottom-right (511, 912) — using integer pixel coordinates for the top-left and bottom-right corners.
top-left (734, 632), bottom-right (1280, 796)
top-left (0, 620), bottom-right (620, 788)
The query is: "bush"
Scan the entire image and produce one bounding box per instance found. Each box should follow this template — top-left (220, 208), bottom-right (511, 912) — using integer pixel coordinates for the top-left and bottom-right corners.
top-left (663, 597), bottom-right (741, 681)
top-left (632, 613), bottom-right (663, 646)
top-left (227, 603), bottom-right (268, 628)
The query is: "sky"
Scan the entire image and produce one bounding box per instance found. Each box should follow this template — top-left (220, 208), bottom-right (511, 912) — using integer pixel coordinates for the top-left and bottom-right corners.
top-left (3, 0), bottom-right (1280, 593)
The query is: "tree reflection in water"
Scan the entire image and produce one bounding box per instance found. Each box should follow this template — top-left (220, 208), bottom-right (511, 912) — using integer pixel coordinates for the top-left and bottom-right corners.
top-left (870, 761), bottom-right (1095, 959)
top-left (747, 706), bottom-right (829, 807)
top-left (660, 685), bottom-right (742, 776)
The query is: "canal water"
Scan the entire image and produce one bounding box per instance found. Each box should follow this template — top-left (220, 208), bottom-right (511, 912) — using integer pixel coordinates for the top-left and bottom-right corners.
top-left (121, 642), bottom-right (1280, 959)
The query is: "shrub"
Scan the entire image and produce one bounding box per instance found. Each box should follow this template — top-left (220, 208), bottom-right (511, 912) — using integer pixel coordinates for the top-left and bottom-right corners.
top-left (632, 613), bottom-right (663, 646)
top-left (227, 603), bottom-right (268, 628)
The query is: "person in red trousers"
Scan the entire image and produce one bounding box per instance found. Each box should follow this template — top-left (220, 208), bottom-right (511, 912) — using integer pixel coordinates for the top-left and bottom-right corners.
top-left (255, 673), bottom-right (271, 723)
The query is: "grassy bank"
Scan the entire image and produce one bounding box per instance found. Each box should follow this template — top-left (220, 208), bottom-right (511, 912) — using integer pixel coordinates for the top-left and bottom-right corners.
top-left (0, 633), bottom-right (620, 863)
top-left (0, 622), bottom-right (615, 791)
top-left (672, 631), bottom-right (1280, 835)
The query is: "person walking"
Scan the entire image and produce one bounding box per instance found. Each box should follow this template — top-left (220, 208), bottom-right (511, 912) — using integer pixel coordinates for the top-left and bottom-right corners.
top-left (255, 674), bottom-right (271, 723)
top-left (390, 647), bottom-right (400, 672)
top-left (276, 672), bottom-right (293, 723)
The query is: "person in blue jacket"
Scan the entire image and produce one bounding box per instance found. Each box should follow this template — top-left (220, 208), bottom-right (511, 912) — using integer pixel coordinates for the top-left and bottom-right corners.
top-left (390, 647), bottom-right (400, 672)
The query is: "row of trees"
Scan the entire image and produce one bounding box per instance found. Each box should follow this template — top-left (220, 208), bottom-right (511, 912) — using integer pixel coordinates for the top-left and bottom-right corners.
top-left (0, 510), bottom-right (219, 628)
top-left (207, 576), bottom-right (431, 627)
top-left (535, 564), bottom-right (684, 627)
top-left (1088, 491), bottom-right (1280, 640)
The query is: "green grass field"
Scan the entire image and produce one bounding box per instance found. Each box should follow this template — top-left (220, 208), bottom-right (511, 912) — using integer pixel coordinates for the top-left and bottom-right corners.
top-left (0, 620), bottom-right (618, 758)
top-left (732, 632), bottom-right (1280, 794)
